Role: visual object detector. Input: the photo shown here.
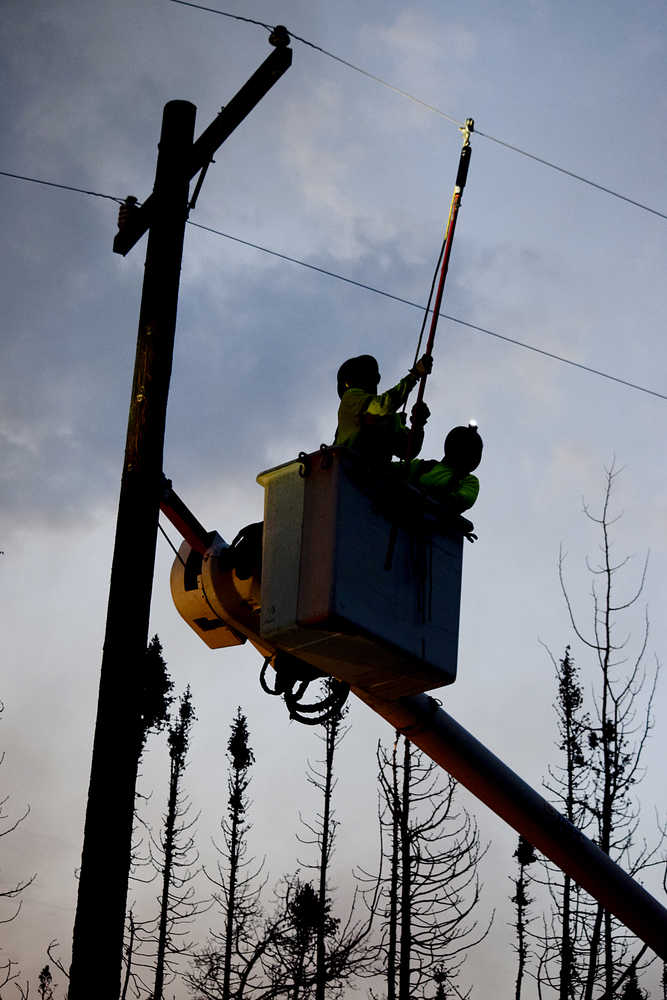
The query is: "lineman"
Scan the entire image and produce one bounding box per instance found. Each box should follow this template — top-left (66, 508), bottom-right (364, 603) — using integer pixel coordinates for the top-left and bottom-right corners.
top-left (409, 422), bottom-right (483, 515)
top-left (334, 353), bottom-right (432, 465)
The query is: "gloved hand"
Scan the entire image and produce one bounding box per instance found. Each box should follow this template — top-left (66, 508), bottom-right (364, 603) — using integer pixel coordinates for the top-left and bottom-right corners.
top-left (411, 353), bottom-right (433, 379)
top-left (410, 400), bottom-right (431, 427)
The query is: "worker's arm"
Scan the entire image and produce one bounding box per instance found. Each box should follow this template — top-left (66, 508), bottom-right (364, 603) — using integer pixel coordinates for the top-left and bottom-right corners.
top-left (415, 464), bottom-right (480, 513)
top-left (449, 474), bottom-right (479, 513)
top-left (392, 401), bottom-right (430, 459)
top-left (364, 354), bottom-right (432, 422)
top-left (364, 376), bottom-right (415, 421)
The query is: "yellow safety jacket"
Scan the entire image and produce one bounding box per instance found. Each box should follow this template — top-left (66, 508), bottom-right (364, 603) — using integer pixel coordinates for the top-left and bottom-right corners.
top-left (409, 459), bottom-right (479, 513)
top-left (334, 374), bottom-right (417, 463)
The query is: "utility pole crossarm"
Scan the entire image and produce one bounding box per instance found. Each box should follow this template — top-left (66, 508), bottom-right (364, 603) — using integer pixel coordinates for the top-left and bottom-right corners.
top-left (113, 43), bottom-right (293, 256)
top-left (189, 44), bottom-right (292, 177)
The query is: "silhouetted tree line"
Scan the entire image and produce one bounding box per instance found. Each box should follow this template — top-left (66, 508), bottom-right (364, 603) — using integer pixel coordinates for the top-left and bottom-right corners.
top-left (7, 470), bottom-right (667, 999)
top-left (0, 698), bottom-right (35, 995)
top-left (509, 467), bottom-right (665, 1000)
top-left (118, 666), bottom-right (490, 1000)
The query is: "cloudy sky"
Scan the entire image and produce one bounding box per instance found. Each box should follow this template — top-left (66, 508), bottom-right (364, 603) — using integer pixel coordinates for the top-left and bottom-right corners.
top-left (2, 0), bottom-right (666, 993)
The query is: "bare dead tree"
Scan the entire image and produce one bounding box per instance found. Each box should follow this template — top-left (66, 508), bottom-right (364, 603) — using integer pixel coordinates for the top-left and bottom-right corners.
top-left (259, 877), bottom-right (340, 1000)
top-left (533, 646), bottom-right (594, 1000)
top-left (120, 900), bottom-right (166, 1000)
top-left (368, 735), bottom-right (491, 1000)
top-left (237, 686), bottom-right (374, 1000)
top-left (149, 687), bottom-right (206, 998)
top-left (511, 835), bottom-right (538, 1000)
top-left (218, 869), bottom-right (363, 1000)
top-left (379, 735), bottom-right (401, 1000)
top-left (120, 911), bottom-right (142, 1000)
top-left (188, 892), bottom-right (290, 1000)
top-left (309, 690), bottom-right (343, 1000)
top-left (187, 708), bottom-right (271, 1000)
top-left (296, 681), bottom-right (369, 998)
top-left (286, 679), bottom-right (374, 1000)
top-left (397, 736), bottom-right (411, 1000)
top-left (617, 968), bottom-right (647, 999)
top-left (36, 967), bottom-right (53, 1000)
top-left (125, 687), bottom-right (206, 998)
top-left (118, 636), bottom-right (173, 998)
top-left (41, 941), bottom-right (70, 1000)
top-left (274, 879), bottom-right (323, 1000)
top-left (188, 695), bottom-right (369, 1000)
top-left (549, 465), bottom-right (663, 999)
top-left (136, 636), bottom-right (174, 762)
top-left (220, 709), bottom-right (256, 1000)
top-left (0, 956), bottom-right (21, 996)
top-left (0, 700), bottom-right (36, 988)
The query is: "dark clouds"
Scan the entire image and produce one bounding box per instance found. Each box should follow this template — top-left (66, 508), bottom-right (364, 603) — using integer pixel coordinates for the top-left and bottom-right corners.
top-left (1, 0), bottom-right (666, 991)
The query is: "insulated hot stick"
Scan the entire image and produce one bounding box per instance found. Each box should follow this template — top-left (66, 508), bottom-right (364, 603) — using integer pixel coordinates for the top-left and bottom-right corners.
top-left (384, 120), bottom-right (473, 572)
top-left (410, 118), bottom-right (473, 423)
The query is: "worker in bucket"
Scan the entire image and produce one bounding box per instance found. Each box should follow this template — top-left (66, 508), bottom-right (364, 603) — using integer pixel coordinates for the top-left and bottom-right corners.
top-left (409, 422), bottom-right (483, 515)
top-left (334, 353), bottom-right (432, 464)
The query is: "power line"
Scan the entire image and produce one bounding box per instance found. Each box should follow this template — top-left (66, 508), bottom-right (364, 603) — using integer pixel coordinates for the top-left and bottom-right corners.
top-left (187, 221), bottom-right (667, 402)
top-left (1, 166), bottom-right (664, 402)
top-left (167, 0), bottom-right (667, 222)
top-left (471, 130), bottom-right (667, 221)
top-left (167, 0), bottom-right (273, 32)
top-left (274, 28), bottom-right (462, 128)
top-left (0, 169), bottom-right (126, 204)
top-left (166, 0), bottom-right (467, 127)
top-left (158, 520), bottom-right (186, 565)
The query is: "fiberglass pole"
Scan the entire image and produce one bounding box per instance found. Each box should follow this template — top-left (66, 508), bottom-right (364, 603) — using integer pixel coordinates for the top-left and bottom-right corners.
top-left (384, 123), bottom-right (474, 571)
top-left (412, 118), bottom-right (473, 413)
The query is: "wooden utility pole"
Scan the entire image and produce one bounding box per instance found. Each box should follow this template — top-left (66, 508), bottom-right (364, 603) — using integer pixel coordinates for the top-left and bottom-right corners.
top-left (69, 37), bottom-right (292, 996)
top-left (69, 98), bottom-right (196, 999)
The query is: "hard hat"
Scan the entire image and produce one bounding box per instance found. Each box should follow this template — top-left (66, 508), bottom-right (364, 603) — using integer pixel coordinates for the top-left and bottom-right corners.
top-left (336, 355), bottom-right (380, 398)
top-left (444, 424), bottom-right (483, 472)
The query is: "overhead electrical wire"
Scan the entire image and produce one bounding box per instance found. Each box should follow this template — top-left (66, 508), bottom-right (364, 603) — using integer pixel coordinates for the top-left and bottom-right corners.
top-left (2, 167), bottom-right (665, 403)
top-left (158, 520), bottom-right (186, 565)
top-left (167, 0), bottom-right (667, 222)
top-left (187, 221), bottom-right (667, 402)
top-left (168, 0), bottom-right (460, 124)
top-left (0, 169), bottom-right (126, 204)
top-left (165, 0), bottom-right (274, 32)
top-left (470, 130), bottom-right (667, 220)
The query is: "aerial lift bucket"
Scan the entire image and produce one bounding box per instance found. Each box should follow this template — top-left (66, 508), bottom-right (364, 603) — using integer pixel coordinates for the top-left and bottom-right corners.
top-left (170, 449), bottom-right (468, 699)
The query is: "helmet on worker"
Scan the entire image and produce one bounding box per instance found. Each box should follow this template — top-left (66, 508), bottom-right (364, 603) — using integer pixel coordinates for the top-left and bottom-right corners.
top-left (444, 424), bottom-right (483, 473)
top-left (337, 355), bottom-right (380, 398)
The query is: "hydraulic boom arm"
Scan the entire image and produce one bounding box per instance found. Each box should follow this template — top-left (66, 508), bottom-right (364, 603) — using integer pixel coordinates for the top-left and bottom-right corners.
top-left (354, 688), bottom-right (667, 961)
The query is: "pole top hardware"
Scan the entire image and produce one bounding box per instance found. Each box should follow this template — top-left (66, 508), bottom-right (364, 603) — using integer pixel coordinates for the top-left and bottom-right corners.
top-left (188, 158), bottom-right (214, 212)
top-left (269, 24), bottom-right (290, 48)
top-left (113, 44), bottom-right (292, 255)
top-left (459, 118), bottom-right (474, 147)
top-left (117, 195), bottom-right (139, 233)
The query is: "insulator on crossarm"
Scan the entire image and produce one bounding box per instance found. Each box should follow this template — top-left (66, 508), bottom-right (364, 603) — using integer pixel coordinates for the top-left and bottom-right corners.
top-left (118, 195), bottom-right (138, 232)
top-left (269, 24), bottom-right (290, 47)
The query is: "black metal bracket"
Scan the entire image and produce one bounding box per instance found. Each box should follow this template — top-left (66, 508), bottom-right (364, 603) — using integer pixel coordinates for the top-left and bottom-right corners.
top-left (298, 451), bottom-right (311, 478)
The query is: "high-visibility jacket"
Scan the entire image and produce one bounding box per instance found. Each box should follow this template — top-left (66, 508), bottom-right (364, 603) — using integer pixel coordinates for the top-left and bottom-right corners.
top-left (409, 459), bottom-right (479, 513)
top-left (334, 373), bottom-right (417, 463)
